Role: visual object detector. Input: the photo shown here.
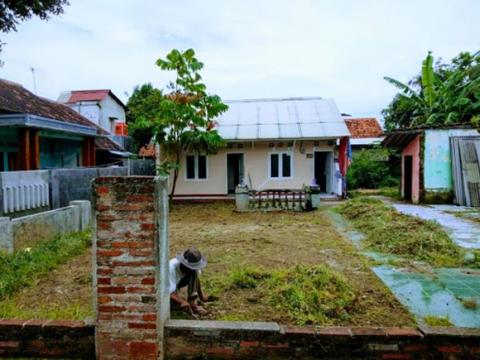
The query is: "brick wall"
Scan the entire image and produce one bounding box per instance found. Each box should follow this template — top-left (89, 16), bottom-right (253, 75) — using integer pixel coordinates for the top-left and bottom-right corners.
top-left (165, 320), bottom-right (480, 360)
top-left (0, 319), bottom-right (94, 358)
top-left (93, 176), bottom-right (169, 360)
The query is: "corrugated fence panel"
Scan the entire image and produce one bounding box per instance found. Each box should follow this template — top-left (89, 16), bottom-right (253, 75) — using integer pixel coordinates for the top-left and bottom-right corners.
top-left (451, 136), bottom-right (480, 207)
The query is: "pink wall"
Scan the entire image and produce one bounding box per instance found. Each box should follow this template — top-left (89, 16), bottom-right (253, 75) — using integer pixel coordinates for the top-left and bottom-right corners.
top-left (401, 135), bottom-right (421, 203)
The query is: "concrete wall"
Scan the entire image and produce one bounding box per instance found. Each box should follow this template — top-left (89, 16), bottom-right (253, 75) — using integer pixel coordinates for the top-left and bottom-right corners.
top-left (424, 128), bottom-right (479, 193)
top-left (128, 159), bottom-right (156, 176)
top-left (50, 166), bottom-right (128, 208)
top-left (99, 96), bottom-right (126, 133)
top-left (0, 200), bottom-right (91, 253)
top-left (401, 135), bottom-right (421, 203)
top-left (68, 102), bottom-right (101, 127)
top-left (172, 140), bottom-right (341, 196)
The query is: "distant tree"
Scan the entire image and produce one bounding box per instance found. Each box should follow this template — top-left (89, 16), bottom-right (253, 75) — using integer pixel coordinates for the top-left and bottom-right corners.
top-left (126, 83), bottom-right (163, 154)
top-left (140, 49), bottom-right (228, 200)
top-left (0, 0), bottom-right (70, 61)
top-left (382, 51), bottom-right (480, 130)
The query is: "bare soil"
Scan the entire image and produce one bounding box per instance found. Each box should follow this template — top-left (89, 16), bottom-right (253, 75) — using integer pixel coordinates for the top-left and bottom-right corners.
top-left (0, 203), bottom-right (414, 326)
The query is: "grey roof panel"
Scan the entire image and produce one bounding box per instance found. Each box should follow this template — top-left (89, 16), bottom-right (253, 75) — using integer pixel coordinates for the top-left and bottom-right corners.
top-left (217, 97), bottom-right (349, 141)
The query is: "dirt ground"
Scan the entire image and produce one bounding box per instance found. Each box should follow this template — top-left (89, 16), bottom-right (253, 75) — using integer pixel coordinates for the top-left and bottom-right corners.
top-left (0, 203), bottom-right (414, 326)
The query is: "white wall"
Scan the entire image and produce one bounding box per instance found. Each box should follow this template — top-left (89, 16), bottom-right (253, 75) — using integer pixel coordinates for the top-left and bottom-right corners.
top-left (99, 96), bottom-right (126, 133)
top-left (68, 102), bottom-right (100, 126)
top-left (171, 140), bottom-right (341, 196)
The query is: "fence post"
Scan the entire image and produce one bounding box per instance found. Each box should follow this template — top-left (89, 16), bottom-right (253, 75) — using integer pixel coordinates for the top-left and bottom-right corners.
top-left (93, 176), bottom-right (169, 360)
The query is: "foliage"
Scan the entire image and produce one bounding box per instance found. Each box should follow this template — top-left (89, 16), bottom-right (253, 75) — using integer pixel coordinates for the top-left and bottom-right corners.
top-left (0, 0), bottom-right (69, 60)
top-left (347, 147), bottom-right (399, 189)
top-left (0, 231), bottom-right (91, 300)
top-left (228, 264), bottom-right (356, 325)
top-left (126, 83), bottom-right (163, 154)
top-left (339, 197), bottom-right (466, 267)
top-left (383, 51), bottom-right (480, 130)
top-left (134, 49), bottom-right (228, 199)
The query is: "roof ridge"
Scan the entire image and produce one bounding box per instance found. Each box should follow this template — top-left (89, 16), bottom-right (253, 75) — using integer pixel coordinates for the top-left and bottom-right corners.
top-left (225, 97), bottom-right (325, 103)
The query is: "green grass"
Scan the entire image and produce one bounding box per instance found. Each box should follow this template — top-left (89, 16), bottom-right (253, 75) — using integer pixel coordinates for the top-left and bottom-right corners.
top-left (0, 231), bottom-right (91, 300)
top-left (423, 315), bottom-right (453, 327)
top-left (226, 264), bottom-right (356, 325)
top-left (338, 197), bottom-right (471, 268)
top-left (0, 300), bottom-right (91, 320)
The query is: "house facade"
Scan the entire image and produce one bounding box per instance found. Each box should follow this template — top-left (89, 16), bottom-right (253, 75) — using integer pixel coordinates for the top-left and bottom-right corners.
top-left (383, 126), bottom-right (480, 206)
top-left (0, 79), bottom-right (126, 171)
top-left (58, 89), bottom-right (127, 134)
top-left (171, 97), bottom-right (350, 198)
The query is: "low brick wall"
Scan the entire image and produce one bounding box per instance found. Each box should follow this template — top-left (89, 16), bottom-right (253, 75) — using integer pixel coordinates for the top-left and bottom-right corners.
top-left (0, 319), bottom-right (94, 358)
top-left (165, 320), bottom-right (480, 360)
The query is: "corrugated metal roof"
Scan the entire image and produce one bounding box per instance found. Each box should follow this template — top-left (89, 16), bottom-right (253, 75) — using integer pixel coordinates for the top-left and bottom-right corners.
top-left (216, 97), bottom-right (349, 141)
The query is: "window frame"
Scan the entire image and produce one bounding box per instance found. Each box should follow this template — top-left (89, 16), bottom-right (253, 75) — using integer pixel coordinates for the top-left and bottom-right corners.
top-left (268, 151), bottom-right (293, 180)
top-left (184, 154), bottom-right (208, 181)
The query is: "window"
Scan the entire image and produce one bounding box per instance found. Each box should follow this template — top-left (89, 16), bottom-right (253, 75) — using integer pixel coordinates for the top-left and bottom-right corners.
top-left (186, 155), bottom-right (207, 180)
top-left (270, 152), bottom-right (292, 179)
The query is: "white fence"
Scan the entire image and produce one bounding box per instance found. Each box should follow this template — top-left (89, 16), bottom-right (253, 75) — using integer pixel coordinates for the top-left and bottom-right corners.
top-left (1, 170), bottom-right (50, 214)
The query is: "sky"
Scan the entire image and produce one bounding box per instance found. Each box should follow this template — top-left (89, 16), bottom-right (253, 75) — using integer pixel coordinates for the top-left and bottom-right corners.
top-left (0, 0), bottom-right (479, 120)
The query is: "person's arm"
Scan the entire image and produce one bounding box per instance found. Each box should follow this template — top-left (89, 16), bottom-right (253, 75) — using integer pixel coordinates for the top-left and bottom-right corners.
top-left (171, 292), bottom-right (198, 318)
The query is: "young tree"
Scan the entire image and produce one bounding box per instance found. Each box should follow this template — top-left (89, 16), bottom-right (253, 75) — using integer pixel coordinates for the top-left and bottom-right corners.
top-left (0, 0), bottom-right (69, 59)
top-left (153, 49), bottom-right (228, 199)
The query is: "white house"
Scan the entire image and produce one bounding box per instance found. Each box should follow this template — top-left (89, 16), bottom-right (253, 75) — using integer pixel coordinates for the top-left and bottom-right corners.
top-left (170, 97), bottom-right (351, 199)
top-left (58, 90), bottom-right (127, 134)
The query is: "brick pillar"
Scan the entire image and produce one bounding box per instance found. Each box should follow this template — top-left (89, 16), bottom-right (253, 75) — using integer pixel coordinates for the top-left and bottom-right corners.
top-left (93, 176), bottom-right (170, 360)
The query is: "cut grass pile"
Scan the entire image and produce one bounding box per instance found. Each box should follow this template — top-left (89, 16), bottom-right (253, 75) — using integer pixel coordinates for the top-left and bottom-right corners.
top-left (423, 315), bottom-right (453, 327)
top-left (338, 197), bottom-right (473, 268)
top-left (228, 265), bottom-right (355, 324)
top-left (0, 231), bottom-right (91, 315)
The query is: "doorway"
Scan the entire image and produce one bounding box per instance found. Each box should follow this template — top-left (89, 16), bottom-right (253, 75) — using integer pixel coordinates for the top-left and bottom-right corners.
top-left (227, 153), bottom-right (244, 194)
top-left (314, 152), bottom-right (331, 193)
top-left (404, 155), bottom-right (413, 201)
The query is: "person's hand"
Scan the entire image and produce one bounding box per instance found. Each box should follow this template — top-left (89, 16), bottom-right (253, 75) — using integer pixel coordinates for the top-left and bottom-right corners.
top-left (180, 302), bottom-right (198, 319)
top-left (191, 304), bottom-right (209, 316)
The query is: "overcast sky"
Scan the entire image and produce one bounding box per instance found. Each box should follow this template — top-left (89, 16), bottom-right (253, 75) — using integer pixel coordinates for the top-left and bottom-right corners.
top-left (1, 0), bottom-right (479, 120)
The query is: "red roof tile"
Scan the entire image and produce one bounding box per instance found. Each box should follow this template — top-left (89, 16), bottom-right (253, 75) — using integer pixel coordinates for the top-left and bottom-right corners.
top-left (67, 90), bottom-right (110, 103)
top-left (344, 117), bottom-right (383, 138)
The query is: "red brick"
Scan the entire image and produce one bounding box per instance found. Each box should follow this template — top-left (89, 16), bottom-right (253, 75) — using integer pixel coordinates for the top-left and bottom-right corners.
top-left (240, 341), bottom-right (259, 347)
top-left (97, 214), bottom-right (116, 222)
top-left (112, 241), bottom-right (154, 249)
top-left (97, 249), bottom-right (123, 257)
top-left (141, 223), bottom-right (155, 231)
top-left (128, 322), bottom-right (157, 330)
top-left (98, 286), bottom-right (126, 294)
top-left (96, 186), bottom-right (110, 195)
top-left (0, 341), bottom-right (19, 349)
top-left (97, 221), bottom-right (112, 230)
top-left (97, 268), bottom-right (113, 275)
top-left (206, 346), bottom-right (235, 355)
top-left (112, 261), bottom-right (155, 267)
top-left (97, 278), bottom-right (111, 285)
top-left (142, 314), bottom-right (157, 322)
top-left (403, 344), bottom-right (428, 352)
top-left (129, 341), bottom-right (157, 359)
top-left (116, 204), bottom-right (146, 211)
top-left (264, 343), bottom-right (289, 349)
top-left (127, 286), bottom-right (155, 294)
top-left (96, 204), bottom-right (110, 211)
top-left (127, 194), bottom-right (153, 202)
top-left (141, 277), bottom-right (155, 285)
top-left (130, 249), bottom-right (154, 257)
top-left (98, 296), bottom-right (112, 304)
top-left (98, 305), bottom-right (126, 313)
top-left (437, 345), bottom-right (463, 353)
top-left (471, 346), bottom-right (480, 354)
top-left (383, 354), bottom-right (411, 360)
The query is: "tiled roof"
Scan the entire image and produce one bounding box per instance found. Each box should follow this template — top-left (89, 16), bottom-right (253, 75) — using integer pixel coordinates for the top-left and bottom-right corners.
top-left (139, 144), bottom-right (155, 157)
top-left (344, 117), bottom-right (383, 138)
top-left (0, 79), bottom-right (123, 151)
top-left (63, 89), bottom-right (127, 110)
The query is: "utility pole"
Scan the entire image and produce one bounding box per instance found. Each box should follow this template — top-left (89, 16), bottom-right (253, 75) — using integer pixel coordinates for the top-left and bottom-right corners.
top-left (30, 67), bottom-right (37, 94)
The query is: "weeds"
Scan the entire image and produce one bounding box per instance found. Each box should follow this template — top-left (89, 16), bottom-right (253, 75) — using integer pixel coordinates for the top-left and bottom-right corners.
top-left (339, 197), bottom-right (466, 268)
top-left (459, 297), bottom-right (478, 310)
top-left (423, 315), bottom-right (453, 327)
top-left (227, 264), bottom-right (356, 325)
top-left (0, 231), bottom-right (91, 300)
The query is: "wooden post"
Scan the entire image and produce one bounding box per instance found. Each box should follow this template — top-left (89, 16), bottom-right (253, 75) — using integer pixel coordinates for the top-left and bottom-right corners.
top-left (30, 130), bottom-right (40, 170)
top-left (90, 138), bottom-right (96, 166)
top-left (19, 128), bottom-right (31, 170)
top-left (83, 138), bottom-right (91, 167)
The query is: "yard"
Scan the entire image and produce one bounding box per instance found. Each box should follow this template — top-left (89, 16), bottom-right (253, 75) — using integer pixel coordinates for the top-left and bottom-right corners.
top-left (0, 202), bottom-right (413, 326)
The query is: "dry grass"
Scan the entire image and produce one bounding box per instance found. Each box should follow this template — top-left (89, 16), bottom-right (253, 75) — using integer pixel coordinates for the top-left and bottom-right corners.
top-left (0, 202), bottom-right (414, 326)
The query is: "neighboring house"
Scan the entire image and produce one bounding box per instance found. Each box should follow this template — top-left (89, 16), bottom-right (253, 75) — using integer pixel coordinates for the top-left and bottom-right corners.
top-left (58, 89), bottom-right (127, 135)
top-left (168, 97), bottom-right (350, 198)
top-left (383, 126), bottom-right (480, 206)
top-left (344, 117), bottom-right (384, 149)
top-left (0, 78), bottom-right (127, 171)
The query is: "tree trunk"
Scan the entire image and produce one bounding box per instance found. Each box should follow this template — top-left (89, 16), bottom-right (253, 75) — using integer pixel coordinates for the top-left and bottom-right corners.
top-left (169, 149), bottom-right (181, 204)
